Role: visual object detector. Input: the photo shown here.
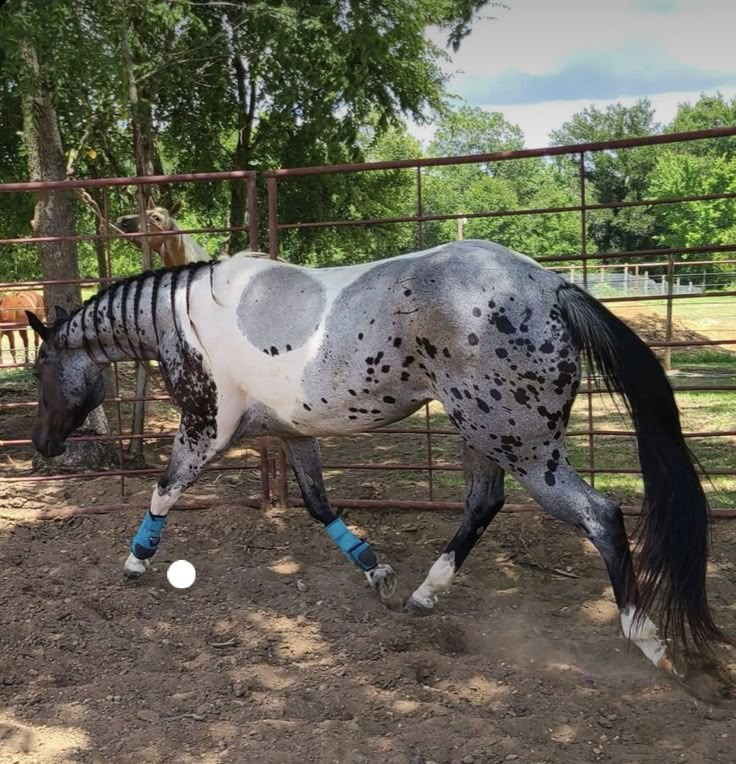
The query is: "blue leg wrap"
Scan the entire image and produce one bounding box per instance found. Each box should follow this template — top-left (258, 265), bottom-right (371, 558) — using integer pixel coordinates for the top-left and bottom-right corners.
top-left (325, 518), bottom-right (377, 572)
top-left (131, 511), bottom-right (168, 560)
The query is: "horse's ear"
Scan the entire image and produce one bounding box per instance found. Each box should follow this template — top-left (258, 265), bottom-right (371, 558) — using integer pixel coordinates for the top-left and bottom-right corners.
top-left (169, 200), bottom-right (182, 216)
top-left (25, 311), bottom-right (48, 340)
top-left (147, 196), bottom-right (157, 210)
top-left (54, 305), bottom-right (69, 322)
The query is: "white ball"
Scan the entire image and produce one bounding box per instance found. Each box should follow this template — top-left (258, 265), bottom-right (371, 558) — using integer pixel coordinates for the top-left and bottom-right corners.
top-left (167, 559), bottom-right (196, 589)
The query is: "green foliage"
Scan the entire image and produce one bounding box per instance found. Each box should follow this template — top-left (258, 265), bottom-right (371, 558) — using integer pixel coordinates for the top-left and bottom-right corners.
top-left (1, 2), bottom-right (735, 286)
top-left (550, 100), bottom-right (661, 255)
top-left (0, 0), bottom-right (494, 276)
top-left (647, 151), bottom-right (736, 270)
top-left (667, 93), bottom-right (736, 159)
top-left (420, 107), bottom-right (580, 257)
top-left (644, 94), bottom-right (736, 278)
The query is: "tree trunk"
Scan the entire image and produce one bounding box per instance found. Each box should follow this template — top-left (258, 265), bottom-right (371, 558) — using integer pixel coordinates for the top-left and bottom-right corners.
top-left (19, 36), bottom-right (115, 473)
top-left (122, 22), bottom-right (158, 468)
top-left (88, 188), bottom-right (111, 282)
top-left (19, 39), bottom-right (81, 315)
top-left (227, 54), bottom-right (256, 254)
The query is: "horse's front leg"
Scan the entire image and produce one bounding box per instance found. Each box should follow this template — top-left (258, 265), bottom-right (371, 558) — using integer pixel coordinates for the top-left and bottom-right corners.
top-left (123, 420), bottom-right (221, 578)
top-left (284, 437), bottom-right (398, 602)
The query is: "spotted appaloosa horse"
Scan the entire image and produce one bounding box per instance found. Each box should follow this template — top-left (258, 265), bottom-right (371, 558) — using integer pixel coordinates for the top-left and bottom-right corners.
top-left (25, 240), bottom-right (727, 689)
top-left (116, 199), bottom-right (210, 267)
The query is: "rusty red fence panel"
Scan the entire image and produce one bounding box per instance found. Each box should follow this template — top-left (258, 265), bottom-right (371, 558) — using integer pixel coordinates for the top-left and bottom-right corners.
top-left (0, 169), bottom-right (273, 513)
top-left (264, 127), bottom-right (736, 517)
top-left (1, 128), bottom-right (736, 518)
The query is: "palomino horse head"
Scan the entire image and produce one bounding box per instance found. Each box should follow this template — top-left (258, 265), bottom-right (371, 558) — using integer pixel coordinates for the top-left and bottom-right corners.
top-left (25, 308), bottom-right (106, 457)
top-left (116, 198), bottom-right (183, 253)
top-left (115, 199), bottom-right (208, 266)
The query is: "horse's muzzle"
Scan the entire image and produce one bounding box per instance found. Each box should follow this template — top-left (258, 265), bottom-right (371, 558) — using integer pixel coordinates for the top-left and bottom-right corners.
top-left (116, 215), bottom-right (139, 234)
top-left (31, 427), bottom-right (67, 457)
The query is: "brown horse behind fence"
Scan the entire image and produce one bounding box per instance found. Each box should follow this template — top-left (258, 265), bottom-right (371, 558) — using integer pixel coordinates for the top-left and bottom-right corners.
top-left (0, 289), bottom-right (45, 363)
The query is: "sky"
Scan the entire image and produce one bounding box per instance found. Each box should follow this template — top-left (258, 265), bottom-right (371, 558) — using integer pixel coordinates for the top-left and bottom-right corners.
top-left (411, 0), bottom-right (736, 149)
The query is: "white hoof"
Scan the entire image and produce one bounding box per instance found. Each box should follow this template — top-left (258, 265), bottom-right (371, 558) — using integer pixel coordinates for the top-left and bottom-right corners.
top-left (404, 594), bottom-right (436, 616)
top-left (124, 553), bottom-right (150, 579)
top-left (366, 563), bottom-right (398, 599)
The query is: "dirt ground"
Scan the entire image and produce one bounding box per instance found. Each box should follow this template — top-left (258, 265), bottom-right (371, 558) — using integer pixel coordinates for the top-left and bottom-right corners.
top-left (1, 303), bottom-right (735, 764)
top-left (1, 497), bottom-right (735, 764)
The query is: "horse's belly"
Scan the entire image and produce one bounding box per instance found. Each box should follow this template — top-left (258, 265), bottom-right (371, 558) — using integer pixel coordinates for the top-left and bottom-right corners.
top-left (284, 396), bottom-right (430, 437)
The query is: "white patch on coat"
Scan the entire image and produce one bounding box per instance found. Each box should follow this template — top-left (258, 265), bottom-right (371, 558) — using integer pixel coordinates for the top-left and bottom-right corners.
top-left (620, 605), bottom-right (668, 667)
top-left (123, 552), bottom-right (149, 577)
top-left (410, 552), bottom-right (456, 609)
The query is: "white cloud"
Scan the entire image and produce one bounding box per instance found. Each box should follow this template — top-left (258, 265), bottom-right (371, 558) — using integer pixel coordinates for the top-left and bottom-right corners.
top-left (435, 0), bottom-right (736, 96)
top-left (408, 87), bottom-right (736, 150)
top-left (412, 0), bottom-right (736, 149)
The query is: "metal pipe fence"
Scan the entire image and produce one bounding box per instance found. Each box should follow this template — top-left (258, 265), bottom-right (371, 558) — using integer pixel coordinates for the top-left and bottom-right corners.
top-left (0, 169), bottom-right (274, 512)
top-left (264, 127), bottom-right (736, 516)
top-left (0, 127), bottom-right (735, 518)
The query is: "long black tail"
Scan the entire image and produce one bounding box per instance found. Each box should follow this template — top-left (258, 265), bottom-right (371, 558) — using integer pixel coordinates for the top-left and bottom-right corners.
top-left (557, 281), bottom-right (725, 649)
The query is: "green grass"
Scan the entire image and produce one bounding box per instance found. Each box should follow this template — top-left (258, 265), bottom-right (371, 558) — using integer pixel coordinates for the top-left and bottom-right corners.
top-left (420, 354), bottom-right (736, 509)
top-left (0, 365), bottom-right (34, 393)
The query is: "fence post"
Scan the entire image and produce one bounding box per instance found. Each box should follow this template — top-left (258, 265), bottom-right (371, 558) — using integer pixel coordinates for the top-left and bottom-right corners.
top-left (263, 174), bottom-right (282, 506)
top-left (246, 173), bottom-right (259, 251)
top-left (416, 167), bottom-right (424, 249)
top-left (579, 152), bottom-right (595, 487)
top-left (664, 255), bottom-right (675, 372)
top-left (457, 217), bottom-right (465, 240)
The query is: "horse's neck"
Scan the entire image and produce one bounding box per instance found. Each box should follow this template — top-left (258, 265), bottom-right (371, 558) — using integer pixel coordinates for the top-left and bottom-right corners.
top-left (161, 221), bottom-right (209, 266)
top-left (59, 270), bottom-right (192, 362)
top-left (181, 233), bottom-right (209, 263)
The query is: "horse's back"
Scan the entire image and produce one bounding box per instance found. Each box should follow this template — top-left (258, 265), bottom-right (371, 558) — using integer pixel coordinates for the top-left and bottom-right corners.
top-left (0, 289), bottom-right (45, 322)
top-left (225, 239), bottom-right (560, 291)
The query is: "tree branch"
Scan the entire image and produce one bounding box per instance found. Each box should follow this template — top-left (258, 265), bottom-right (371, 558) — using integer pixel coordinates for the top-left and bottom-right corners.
top-left (65, 120), bottom-right (95, 179)
top-left (73, 188), bottom-right (125, 235)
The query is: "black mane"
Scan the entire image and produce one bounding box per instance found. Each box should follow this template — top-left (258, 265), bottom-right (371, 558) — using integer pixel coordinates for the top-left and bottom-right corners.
top-left (53, 260), bottom-right (215, 353)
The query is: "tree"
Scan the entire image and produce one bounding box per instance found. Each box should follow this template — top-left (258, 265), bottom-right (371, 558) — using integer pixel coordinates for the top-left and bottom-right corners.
top-left (647, 151), bottom-right (736, 277)
top-left (3, 0), bottom-right (114, 469)
top-left (420, 106), bottom-right (580, 257)
top-left (643, 95), bottom-right (736, 282)
top-left (278, 123), bottom-right (424, 266)
top-left (159, 0), bottom-right (495, 253)
top-left (667, 93), bottom-right (736, 159)
top-left (5, 1), bottom-right (81, 312)
top-left (550, 100), bottom-right (662, 254)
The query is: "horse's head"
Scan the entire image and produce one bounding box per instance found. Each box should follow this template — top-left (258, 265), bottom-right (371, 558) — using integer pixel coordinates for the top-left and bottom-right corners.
top-left (115, 199), bottom-right (182, 253)
top-left (26, 308), bottom-right (106, 457)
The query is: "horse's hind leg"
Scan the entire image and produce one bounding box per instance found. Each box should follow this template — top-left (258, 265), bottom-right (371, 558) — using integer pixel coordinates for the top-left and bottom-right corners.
top-left (405, 443), bottom-right (505, 614)
top-left (517, 457), bottom-right (675, 674)
top-left (284, 437), bottom-right (397, 601)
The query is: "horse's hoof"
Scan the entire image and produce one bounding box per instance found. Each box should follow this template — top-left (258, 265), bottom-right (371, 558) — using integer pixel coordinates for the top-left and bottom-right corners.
top-left (668, 649), bottom-right (735, 704)
top-left (366, 564), bottom-right (398, 599)
top-left (123, 553), bottom-right (150, 579)
top-left (403, 595), bottom-right (435, 617)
